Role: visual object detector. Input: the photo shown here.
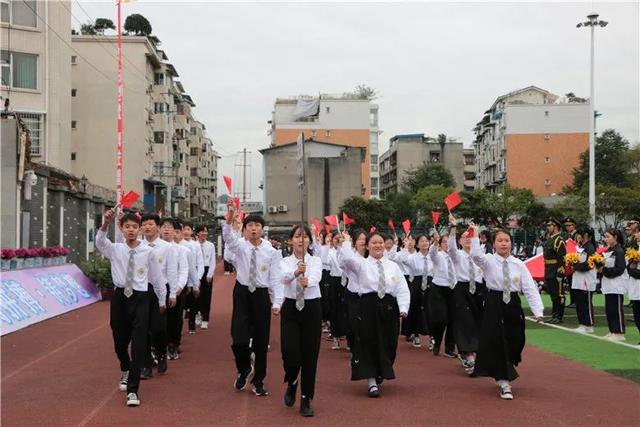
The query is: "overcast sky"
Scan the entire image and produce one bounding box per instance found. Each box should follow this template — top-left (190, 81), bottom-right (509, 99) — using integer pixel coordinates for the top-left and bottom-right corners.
top-left (74, 1), bottom-right (639, 201)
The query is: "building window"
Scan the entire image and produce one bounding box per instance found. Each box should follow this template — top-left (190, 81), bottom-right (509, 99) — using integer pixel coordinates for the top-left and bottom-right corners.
top-left (190, 167), bottom-right (198, 177)
top-left (16, 112), bottom-right (43, 155)
top-left (71, 55), bottom-right (77, 65)
top-left (154, 102), bottom-right (166, 113)
top-left (325, 106), bottom-right (330, 114)
top-left (544, 179), bottom-right (551, 186)
top-left (153, 161), bottom-right (165, 176)
top-left (544, 133), bottom-right (550, 141)
top-left (71, 120), bottom-right (77, 129)
top-left (544, 110), bottom-right (549, 117)
top-left (1, 51), bottom-right (38, 89)
top-left (154, 72), bottom-right (164, 85)
top-left (311, 130), bottom-right (316, 138)
top-left (1, 0), bottom-right (37, 27)
top-left (71, 152), bottom-right (76, 161)
top-left (544, 156), bottom-right (550, 164)
top-left (190, 147), bottom-right (198, 156)
top-left (325, 130), bottom-right (331, 138)
top-left (430, 151), bottom-right (441, 162)
top-left (71, 88), bottom-right (77, 97)
top-left (371, 177), bottom-right (378, 190)
top-left (153, 131), bottom-right (165, 144)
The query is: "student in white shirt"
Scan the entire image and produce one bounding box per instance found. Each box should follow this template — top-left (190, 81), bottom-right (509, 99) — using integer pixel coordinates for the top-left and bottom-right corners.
top-left (327, 231), bottom-right (348, 350)
top-left (601, 228), bottom-right (627, 341)
top-left (428, 230), bottom-right (457, 358)
top-left (387, 235), bottom-right (417, 344)
top-left (180, 221), bottom-right (204, 333)
top-left (312, 231), bottom-right (333, 333)
top-left (337, 231), bottom-right (410, 398)
top-left (223, 201), bottom-right (283, 396)
top-left (571, 226), bottom-right (597, 334)
top-left (340, 228), bottom-right (367, 351)
top-left (280, 225), bottom-right (322, 417)
top-left (406, 234), bottom-right (433, 351)
top-left (469, 225), bottom-right (544, 400)
top-left (96, 209), bottom-right (165, 407)
top-left (195, 225), bottom-right (217, 329)
top-left (627, 228), bottom-right (640, 345)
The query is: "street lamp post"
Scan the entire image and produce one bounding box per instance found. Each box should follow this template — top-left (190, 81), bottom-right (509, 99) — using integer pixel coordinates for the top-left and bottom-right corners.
top-left (577, 13), bottom-right (608, 228)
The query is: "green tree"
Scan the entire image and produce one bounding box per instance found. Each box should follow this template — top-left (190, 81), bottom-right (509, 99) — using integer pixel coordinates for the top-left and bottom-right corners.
top-left (596, 183), bottom-right (640, 229)
top-left (456, 189), bottom-right (495, 225)
top-left (486, 185), bottom-right (537, 227)
top-left (402, 162), bottom-right (456, 194)
top-left (410, 185), bottom-right (454, 226)
top-left (571, 129), bottom-right (631, 191)
top-left (550, 194), bottom-right (590, 225)
top-left (80, 23), bottom-right (96, 35)
top-left (94, 18), bottom-right (115, 34)
top-left (124, 14), bottom-right (152, 36)
top-left (353, 84), bottom-right (378, 100)
top-left (339, 197), bottom-right (392, 230)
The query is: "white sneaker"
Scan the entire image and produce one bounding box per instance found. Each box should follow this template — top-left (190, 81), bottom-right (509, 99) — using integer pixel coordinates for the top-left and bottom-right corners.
top-left (604, 332), bottom-right (613, 338)
top-left (331, 338), bottom-right (340, 350)
top-left (412, 336), bottom-right (422, 348)
top-left (583, 326), bottom-right (594, 333)
top-left (195, 313), bottom-right (202, 326)
top-left (119, 371), bottom-right (129, 391)
top-left (574, 325), bottom-right (587, 333)
top-left (608, 334), bottom-right (626, 342)
top-left (201, 321), bottom-right (209, 329)
top-left (126, 392), bottom-right (140, 406)
top-left (499, 385), bottom-right (514, 400)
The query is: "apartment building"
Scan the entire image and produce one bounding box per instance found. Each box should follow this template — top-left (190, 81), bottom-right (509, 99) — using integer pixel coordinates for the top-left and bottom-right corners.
top-left (473, 86), bottom-right (589, 196)
top-left (188, 121), bottom-right (218, 221)
top-left (1, 0), bottom-right (72, 171)
top-left (269, 93), bottom-right (380, 199)
top-left (379, 133), bottom-right (468, 198)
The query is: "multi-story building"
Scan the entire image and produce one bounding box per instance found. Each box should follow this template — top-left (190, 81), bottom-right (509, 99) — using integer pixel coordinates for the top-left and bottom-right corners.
top-left (71, 34), bottom-right (216, 217)
top-left (379, 133), bottom-right (467, 198)
top-left (1, 0), bottom-right (72, 171)
top-left (463, 148), bottom-right (476, 192)
top-left (473, 86), bottom-right (589, 196)
top-left (260, 139), bottom-right (365, 225)
top-left (269, 93), bottom-right (380, 199)
top-left (188, 121), bottom-right (218, 221)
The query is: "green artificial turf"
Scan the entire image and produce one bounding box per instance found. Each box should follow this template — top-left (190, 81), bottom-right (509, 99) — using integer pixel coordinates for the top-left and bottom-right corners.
top-left (522, 294), bottom-right (640, 384)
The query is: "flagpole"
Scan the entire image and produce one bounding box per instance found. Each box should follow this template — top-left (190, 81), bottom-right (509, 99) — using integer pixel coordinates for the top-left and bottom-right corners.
top-left (116, 0), bottom-right (124, 210)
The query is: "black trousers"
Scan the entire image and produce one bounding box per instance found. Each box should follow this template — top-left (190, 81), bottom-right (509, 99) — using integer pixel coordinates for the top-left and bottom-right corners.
top-left (632, 300), bottom-right (640, 334)
top-left (406, 276), bottom-right (429, 336)
top-left (186, 288), bottom-right (198, 331)
top-left (231, 282), bottom-right (271, 385)
top-left (429, 285), bottom-right (455, 353)
top-left (224, 260), bottom-right (235, 273)
top-left (280, 298), bottom-right (322, 399)
top-left (146, 284), bottom-right (168, 367)
top-left (320, 270), bottom-right (331, 322)
top-left (328, 276), bottom-right (348, 338)
top-left (167, 288), bottom-right (185, 348)
top-left (574, 289), bottom-right (594, 327)
top-left (110, 287), bottom-right (150, 394)
top-left (199, 267), bottom-right (213, 322)
top-left (545, 269), bottom-right (565, 320)
top-left (604, 294), bottom-right (625, 334)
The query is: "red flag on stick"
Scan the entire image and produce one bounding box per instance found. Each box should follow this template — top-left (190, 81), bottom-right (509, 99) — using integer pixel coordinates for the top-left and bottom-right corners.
top-left (324, 215), bottom-right (339, 227)
top-left (370, 226), bottom-right (377, 233)
top-left (431, 211), bottom-right (440, 225)
top-left (402, 219), bottom-right (411, 235)
top-left (444, 191), bottom-right (462, 211)
top-left (324, 224), bottom-right (332, 234)
top-left (343, 213), bottom-right (355, 226)
top-left (223, 176), bottom-right (232, 194)
top-left (387, 219), bottom-right (396, 232)
top-left (234, 196), bottom-right (240, 209)
top-left (120, 190), bottom-right (140, 208)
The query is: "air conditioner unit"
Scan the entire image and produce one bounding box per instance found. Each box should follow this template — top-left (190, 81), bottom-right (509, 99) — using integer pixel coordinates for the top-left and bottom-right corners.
top-left (278, 204), bottom-right (288, 212)
top-left (268, 206), bottom-right (278, 213)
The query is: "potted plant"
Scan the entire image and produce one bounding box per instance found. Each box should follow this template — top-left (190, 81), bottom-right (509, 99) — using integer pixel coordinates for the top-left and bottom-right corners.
top-left (23, 248), bottom-right (38, 268)
top-left (14, 248), bottom-right (28, 269)
top-left (80, 254), bottom-right (113, 300)
top-left (59, 247), bottom-right (71, 264)
top-left (33, 247), bottom-right (45, 267)
top-left (1, 249), bottom-right (15, 270)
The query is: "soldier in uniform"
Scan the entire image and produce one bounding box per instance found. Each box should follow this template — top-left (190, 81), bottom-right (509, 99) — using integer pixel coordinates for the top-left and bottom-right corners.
top-left (625, 216), bottom-right (639, 250)
top-left (564, 218), bottom-right (578, 309)
top-left (544, 218), bottom-right (566, 324)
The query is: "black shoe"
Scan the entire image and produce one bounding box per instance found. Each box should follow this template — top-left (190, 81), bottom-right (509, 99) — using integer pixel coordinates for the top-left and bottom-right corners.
top-left (234, 369), bottom-right (250, 391)
top-left (443, 350), bottom-right (458, 359)
top-left (284, 381), bottom-right (297, 407)
top-left (300, 396), bottom-right (314, 417)
top-left (157, 355), bottom-right (167, 374)
top-left (432, 346), bottom-right (440, 356)
top-left (566, 303), bottom-right (576, 309)
top-left (367, 385), bottom-right (380, 398)
top-left (547, 317), bottom-right (560, 324)
top-left (375, 376), bottom-right (384, 386)
top-left (176, 345), bottom-right (183, 354)
top-left (253, 384), bottom-right (269, 396)
top-left (140, 367), bottom-right (152, 380)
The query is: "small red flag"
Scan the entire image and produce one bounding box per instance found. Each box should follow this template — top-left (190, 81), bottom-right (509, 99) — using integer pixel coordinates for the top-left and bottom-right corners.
top-left (120, 190), bottom-right (140, 208)
top-left (466, 226), bottom-right (474, 238)
top-left (343, 213), bottom-right (355, 226)
top-left (402, 219), bottom-right (411, 235)
top-left (234, 196), bottom-right (240, 209)
top-left (223, 176), bottom-right (232, 194)
top-left (311, 217), bottom-right (322, 234)
top-left (134, 212), bottom-right (142, 219)
top-left (239, 211), bottom-right (246, 222)
top-left (444, 191), bottom-right (462, 211)
top-left (387, 219), bottom-right (396, 231)
top-left (324, 224), bottom-right (332, 234)
top-left (324, 215), bottom-right (339, 227)
top-left (369, 226), bottom-right (377, 233)
top-left (431, 211), bottom-right (440, 225)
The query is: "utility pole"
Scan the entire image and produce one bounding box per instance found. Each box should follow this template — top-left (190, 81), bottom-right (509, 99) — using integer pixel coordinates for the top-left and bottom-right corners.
top-left (234, 148), bottom-right (252, 202)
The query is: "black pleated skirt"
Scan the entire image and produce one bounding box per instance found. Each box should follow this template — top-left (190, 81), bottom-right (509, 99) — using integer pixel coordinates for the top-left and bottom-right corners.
top-left (428, 284), bottom-right (454, 325)
top-left (472, 290), bottom-right (526, 382)
top-left (320, 269), bottom-right (331, 321)
top-left (328, 275), bottom-right (348, 337)
top-left (406, 276), bottom-right (430, 336)
top-left (453, 281), bottom-right (482, 353)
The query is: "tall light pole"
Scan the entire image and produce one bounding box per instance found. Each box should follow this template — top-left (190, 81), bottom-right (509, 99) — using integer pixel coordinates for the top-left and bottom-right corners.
top-left (577, 13), bottom-right (608, 228)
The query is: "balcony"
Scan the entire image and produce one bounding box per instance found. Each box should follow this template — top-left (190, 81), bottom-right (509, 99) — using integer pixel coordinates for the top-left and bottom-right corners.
top-left (172, 186), bottom-right (187, 200)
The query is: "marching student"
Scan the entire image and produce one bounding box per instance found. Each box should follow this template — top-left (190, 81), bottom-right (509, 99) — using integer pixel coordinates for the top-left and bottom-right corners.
top-left (601, 228), bottom-right (627, 342)
top-left (164, 219), bottom-right (189, 359)
top-left (314, 231), bottom-right (333, 333)
top-left (407, 234), bottom-right (433, 351)
top-left (447, 215), bottom-right (483, 373)
top-left (327, 231), bottom-right (348, 350)
top-left (223, 201), bottom-right (283, 396)
top-left (280, 225), bottom-right (323, 417)
top-left (341, 228), bottom-right (367, 351)
top-left (181, 221), bottom-right (204, 334)
top-left (196, 225), bottom-right (217, 329)
top-left (571, 226), bottom-right (597, 333)
top-left (468, 225), bottom-right (544, 400)
top-left (387, 236), bottom-right (418, 345)
top-left (337, 231), bottom-right (410, 398)
top-left (139, 214), bottom-right (178, 379)
top-left (96, 208), bottom-right (166, 407)
top-left (627, 228), bottom-right (640, 344)
top-left (428, 229), bottom-right (458, 358)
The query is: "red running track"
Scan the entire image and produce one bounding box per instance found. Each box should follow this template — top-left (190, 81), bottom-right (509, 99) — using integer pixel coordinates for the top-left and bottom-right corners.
top-left (2, 262), bottom-right (639, 426)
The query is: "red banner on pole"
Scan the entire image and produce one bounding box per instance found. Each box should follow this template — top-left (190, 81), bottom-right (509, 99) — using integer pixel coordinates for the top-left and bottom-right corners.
top-left (387, 219), bottom-right (396, 231)
top-left (444, 191), bottom-right (462, 211)
top-left (115, 0), bottom-right (124, 207)
top-left (223, 176), bottom-right (232, 194)
top-left (120, 191), bottom-right (140, 208)
top-left (402, 219), bottom-right (411, 235)
top-left (324, 215), bottom-right (339, 227)
top-left (431, 211), bottom-right (440, 225)
top-left (343, 213), bottom-right (355, 226)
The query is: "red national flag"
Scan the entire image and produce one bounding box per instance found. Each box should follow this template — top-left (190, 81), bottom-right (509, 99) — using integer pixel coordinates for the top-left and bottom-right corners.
top-left (311, 217), bottom-right (322, 234)
top-left (324, 215), bottom-right (339, 227)
top-left (324, 224), bottom-right (332, 234)
top-left (223, 176), bottom-right (232, 194)
top-left (431, 211), bottom-right (440, 225)
top-left (234, 196), bottom-right (240, 209)
top-left (239, 211), bottom-right (246, 222)
top-left (402, 219), bottom-right (411, 235)
top-left (343, 213), bottom-right (355, 226)
top-left (120, 190), bottom-right (140, 208)
top-left (387, 219), bottom-right (396, 231)
top-left (466, 226), bottom-right (474, 238)
top-left (369, 226), bottom-right (377, 233)
top-left (444, 191), bottom-right (462, 211)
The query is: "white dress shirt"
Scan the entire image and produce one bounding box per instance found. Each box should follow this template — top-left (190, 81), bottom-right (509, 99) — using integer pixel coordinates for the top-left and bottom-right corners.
top-left (96, 230), bottom-right (167, 306)
top-left (448, 234), bottom-right (483, 283)
top-left (408, 251), bottom-right (433, 278)
top-left (470, 237), bottom-right (544, 317)
top-left (185, 239), bottom-right (205, 283)
top-left (281, 253), bottom-right (322, 300)
top-left (337, 244), bottom-right (410, 313)
top-left (179, 240), bottom-right (199, 290)
top-left (143, 236), bottom-right (179, 299)
top-left (387, 247), bottom-right (415, 277)
top-left (601, 248), bottom-right (628, 295)
top-left (199, 240), bottom-right (217, 280)
top-left (339, 248), bottom-right (364, 294)
top-left (311, 238), bottom-right (331, 270)
top-left (429, 244), bottom-right (457, 288)
top-left (222, 223), bottom-right (284, 309)
top-left (571, 247), bottom-right (597, 292)
top-left (172, 241), bottom-right (190, 291)
top-left (327, 247), bottom-right (343, 278)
